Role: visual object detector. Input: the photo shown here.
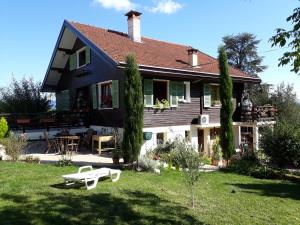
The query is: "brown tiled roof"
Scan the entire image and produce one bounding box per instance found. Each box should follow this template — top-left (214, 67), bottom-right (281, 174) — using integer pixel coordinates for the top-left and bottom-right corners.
top-left (70, 21), bottom-right (251, 78)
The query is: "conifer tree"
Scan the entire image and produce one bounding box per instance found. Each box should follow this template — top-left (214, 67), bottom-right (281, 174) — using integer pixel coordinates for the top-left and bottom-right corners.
top-left (218, 46), bottom-right (235, 163)
top-left (122, 54), bottom-right (144, 164)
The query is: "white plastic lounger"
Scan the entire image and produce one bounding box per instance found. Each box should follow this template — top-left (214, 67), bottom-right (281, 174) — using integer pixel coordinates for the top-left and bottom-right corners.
top-left (62, 166), bottom-right (121, 190)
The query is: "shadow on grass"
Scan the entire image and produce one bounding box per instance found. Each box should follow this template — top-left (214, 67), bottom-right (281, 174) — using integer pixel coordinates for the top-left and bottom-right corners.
top-left (228, 182), bottom-right (300, 201)
top-left (0, 190), bottom-right (205, 225)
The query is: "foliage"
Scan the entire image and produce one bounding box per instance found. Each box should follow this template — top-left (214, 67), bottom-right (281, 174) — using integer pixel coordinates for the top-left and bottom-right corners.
top-left (200, 153), bottom-right (212, 165)
top-left (218, 46), bottom-right (235, 161)
top-left (56, 159), bottom-right (73, 167)
top-left (227, 157), bottom-right (280, 179)
top-left (168, 139), bottom-right (202, 208)
top-left (0, 117), bottom-right (8, 139)
top-left (260, 122), bottom-right (300, 168)
top-left (153, 141), bottom-right (175, 156)
top-left (212, 136), bottom-right (222, 161)
top-left (137, 154), bottom-right (162, 173)
top-left (269, 82), bottom-right (300, 124)
top-left (0, 76), bottom-right (51, 113)
top-left (223, 33), bottom-right (267, 76)
top-left (23, 155), bottom-right (40, 164)
top-left (248, 83), bottom-right (271, 106)
top-left (270, 4), bottom-right (300, 75)
top-left (122, 54), bottom-right (144, 164)
top-left (161, 99), bottom-right (170, 109)
top-left (0, 132), bottom-right (27, 161)
top-left (112, 148), bottom-right (123, 158)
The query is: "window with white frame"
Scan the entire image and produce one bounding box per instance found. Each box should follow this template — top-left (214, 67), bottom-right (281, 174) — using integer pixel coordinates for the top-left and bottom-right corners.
top-left (97, 80), bottom-right (119, 109)
top-left (210, 84), bottom-right (221, 107)
top-left (179, 81), bottom-right (191, 102)
top-left (77, 48), bottom-right (87, 68)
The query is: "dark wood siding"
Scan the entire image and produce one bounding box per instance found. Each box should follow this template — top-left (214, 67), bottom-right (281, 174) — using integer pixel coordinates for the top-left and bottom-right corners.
top-left (144, 80), bottom-right (201, 127)
top-left (143, 78), bottom-right (244, 127)
top-left (56, 38), bottom-right (124, 127)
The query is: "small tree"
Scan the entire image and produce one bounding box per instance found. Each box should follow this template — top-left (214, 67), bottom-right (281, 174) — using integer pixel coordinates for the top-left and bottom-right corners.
top-left (122, 54), bottom-right (144, 164)
top-left (173, 139), bottom-right (202, 208)
top-left (1, 133), bottom-right (27, 161)
top-left (218, 46), bottom-right (235, 163)
top-left (0, 117), bottom-right (8, 139)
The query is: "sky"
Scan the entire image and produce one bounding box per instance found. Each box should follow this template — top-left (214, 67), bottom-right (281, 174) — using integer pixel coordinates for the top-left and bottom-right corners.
top-left (0, 0), bottom-right (299, 99)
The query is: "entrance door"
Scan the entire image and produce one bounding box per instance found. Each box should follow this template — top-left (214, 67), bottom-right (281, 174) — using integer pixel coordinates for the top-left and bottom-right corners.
top-left (198, 129), bottom-right (204, 152)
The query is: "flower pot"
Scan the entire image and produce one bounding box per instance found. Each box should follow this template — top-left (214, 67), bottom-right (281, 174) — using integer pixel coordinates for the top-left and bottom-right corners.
top-left (212, 159), bottom-right (219, 166)
top-left (112, 157), bottom-right (120, 164)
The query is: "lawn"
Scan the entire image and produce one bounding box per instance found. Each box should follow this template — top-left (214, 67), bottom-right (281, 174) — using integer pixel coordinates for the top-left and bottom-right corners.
top-left (0, 162), bottom-right (299, 225)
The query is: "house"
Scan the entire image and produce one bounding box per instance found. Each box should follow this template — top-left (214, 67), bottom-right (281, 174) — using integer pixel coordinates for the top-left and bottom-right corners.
top-left (41, 11), bottom-right (275, 156)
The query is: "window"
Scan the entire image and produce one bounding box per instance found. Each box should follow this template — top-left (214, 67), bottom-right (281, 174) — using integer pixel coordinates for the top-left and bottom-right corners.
top-left (156, 133), bottom-right (166, 145)
top-left (210, 85), bottom-right (221, 107)
top-left (179, 82), bottom-right (191, 103)
top-left (203, 84), bottom-right (221, 108)
top-left (78, 49), bottom-right (87, 68)
top-left (185, 130), bottom-right (191, 142)
top-left (97, 80), bottom-right (119, 109)
top-left (100, 82), bottom-right (112, 108)
top-left (153, 80), bottom-right (168, 104)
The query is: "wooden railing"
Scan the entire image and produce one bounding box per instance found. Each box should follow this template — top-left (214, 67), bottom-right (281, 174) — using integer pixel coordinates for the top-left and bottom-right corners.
top-left (241, 105), bottom-right (277, 122)
top-left (0, 111), bottom-right (90, 132)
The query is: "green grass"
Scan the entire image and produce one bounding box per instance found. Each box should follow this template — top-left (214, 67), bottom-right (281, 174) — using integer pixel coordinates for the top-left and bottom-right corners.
top-left (0, 162), bottom-right (299, 225)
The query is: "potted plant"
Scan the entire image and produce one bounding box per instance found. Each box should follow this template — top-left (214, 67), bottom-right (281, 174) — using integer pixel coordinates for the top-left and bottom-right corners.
top-left (161, 99), bottom-right (170, 109)
top-left (154, 99), bottom-right (163, 109)
top-left (112, 148), bottom-right (122, 164)
top-left (212, 136), bottom-right (222, 166)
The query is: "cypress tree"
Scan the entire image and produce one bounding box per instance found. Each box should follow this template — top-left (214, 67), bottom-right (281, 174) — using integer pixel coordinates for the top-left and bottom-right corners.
top-left (122, 54), bottom-right (144, 164)
top-left (218, 46), bottom-right (235, 163)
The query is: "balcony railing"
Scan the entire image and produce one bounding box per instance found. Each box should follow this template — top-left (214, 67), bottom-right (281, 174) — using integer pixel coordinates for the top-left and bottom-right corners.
top-left (0, 111), bottom-right (90, 132)
top-left (241, 105), bottom-right (277, 122)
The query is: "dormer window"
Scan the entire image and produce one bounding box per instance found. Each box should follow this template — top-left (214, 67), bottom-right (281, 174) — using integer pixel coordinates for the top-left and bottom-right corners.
top-left (69, 46), bottom-right (91, 71)
top-left (78, 48), bottom-right (87, 68)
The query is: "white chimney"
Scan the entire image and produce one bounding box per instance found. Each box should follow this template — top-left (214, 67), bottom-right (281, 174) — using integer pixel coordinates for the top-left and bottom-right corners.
top-left (187, 47), bottom-right (199, 67)
top-left (125, 10), bottom-right (142, 42)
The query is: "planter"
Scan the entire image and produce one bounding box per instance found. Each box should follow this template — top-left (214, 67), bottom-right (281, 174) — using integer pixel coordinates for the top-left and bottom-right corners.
top-left (212, 159), bottom-right (219, 166)
top-left (112, 157), bottom-right (120, 164)
top-left (143, 132), bottom-right (153, 141)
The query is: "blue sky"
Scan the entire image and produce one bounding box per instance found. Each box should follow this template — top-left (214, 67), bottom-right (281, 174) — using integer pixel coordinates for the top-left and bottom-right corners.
top-left (0, 0), bottom-right (299, 99)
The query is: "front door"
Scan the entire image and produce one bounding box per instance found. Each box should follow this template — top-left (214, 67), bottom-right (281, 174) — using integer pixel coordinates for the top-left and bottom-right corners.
top-left (198, 129), bottom-right (204, 152)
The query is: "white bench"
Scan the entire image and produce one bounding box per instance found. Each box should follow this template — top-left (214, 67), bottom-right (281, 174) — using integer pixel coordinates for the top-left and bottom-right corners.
top-left (62, 166), bottom-right (121, 190)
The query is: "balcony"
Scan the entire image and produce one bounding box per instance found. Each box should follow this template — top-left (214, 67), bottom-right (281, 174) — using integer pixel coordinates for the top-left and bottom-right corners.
top-left (241, 105), bottom-right (277, 122)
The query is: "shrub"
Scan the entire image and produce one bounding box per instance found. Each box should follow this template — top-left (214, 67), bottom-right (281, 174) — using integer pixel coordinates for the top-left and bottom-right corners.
top-left (200, 152), bottom-right (211, 165)
top-left (212, 136), bottom-right (222, 161)
top-left (56, 159), bottom-right (73, 167)
top-left (0, 117), bottom-right (8, 139)
top-left (23, 155), bottom-right (40, 164)
top-left (1, 132), bottom-right (27, 161)
top-left (137, 154), bottom-right (162, 173)
top-left (260, 122), bottom-right (300, 168)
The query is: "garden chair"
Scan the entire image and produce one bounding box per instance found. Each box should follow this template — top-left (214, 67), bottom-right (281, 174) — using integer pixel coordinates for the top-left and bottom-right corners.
top-left (62, 166), bottom-right (121, 190)
top-left (44, 131), bottom-right (59, 154)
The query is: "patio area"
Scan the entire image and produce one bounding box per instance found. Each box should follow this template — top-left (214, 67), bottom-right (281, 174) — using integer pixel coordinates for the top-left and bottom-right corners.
top-left (23, 139), bottom-right (123, 167)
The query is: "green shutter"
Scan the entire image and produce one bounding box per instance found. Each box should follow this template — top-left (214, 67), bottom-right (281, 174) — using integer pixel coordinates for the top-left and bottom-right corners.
top-left (177, 82), bottom-right (184, 100)
top-left (170, 81), bottom-right (178, 106)
top-left (112, 80), bottom-right (119, 108)
top-left (69, 53), bottom-right (77, 71)
top-left (56, 90), bottom-right (70, 111)
top-left (91, 84), bottom-right (97, 109)
top-left (144, 79), bottom-right (153, 107)
top-left (203, 84), bottom-right (211, 108)
top-left (85, 47), bottom-right (91, 64)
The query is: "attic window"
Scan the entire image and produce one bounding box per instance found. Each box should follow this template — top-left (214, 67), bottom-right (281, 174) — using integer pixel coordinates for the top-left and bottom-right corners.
top-left (77, 48), bottom-right (87, 68)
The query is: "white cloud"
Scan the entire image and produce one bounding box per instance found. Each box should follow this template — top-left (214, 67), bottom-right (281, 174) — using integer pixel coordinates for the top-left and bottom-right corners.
top-left (93, 0), bottom-right (136, 11)
top-left (147, 0), bottom-right (183, 14)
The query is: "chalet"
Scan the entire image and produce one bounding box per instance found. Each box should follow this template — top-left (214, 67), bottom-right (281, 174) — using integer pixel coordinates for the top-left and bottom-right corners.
top-left (41, 11), bottom-right (275, 156)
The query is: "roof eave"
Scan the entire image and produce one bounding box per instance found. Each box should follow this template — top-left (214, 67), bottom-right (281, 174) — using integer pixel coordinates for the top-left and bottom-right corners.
top-left (117, 62), bottom-right (261, 83)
